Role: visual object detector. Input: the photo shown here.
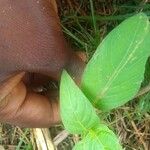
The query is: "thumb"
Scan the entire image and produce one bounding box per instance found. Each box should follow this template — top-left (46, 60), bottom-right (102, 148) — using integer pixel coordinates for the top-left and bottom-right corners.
top-left (0, 72), bottom-right (60, 127)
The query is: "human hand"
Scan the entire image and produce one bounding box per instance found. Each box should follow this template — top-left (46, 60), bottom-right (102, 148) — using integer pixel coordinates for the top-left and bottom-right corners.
top-left (0, 0), bottom-right (84, 127)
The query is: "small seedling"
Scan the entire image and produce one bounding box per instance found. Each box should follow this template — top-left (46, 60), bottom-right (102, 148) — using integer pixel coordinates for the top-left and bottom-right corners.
top-left (60, 13), bottom-right (150, 150)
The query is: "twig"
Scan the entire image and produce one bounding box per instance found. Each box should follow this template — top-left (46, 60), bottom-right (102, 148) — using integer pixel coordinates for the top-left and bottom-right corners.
top-left (131, 121), bottom-right (148, 150)
top-left (0, 146), bottom-right (5, 150)
top-left (138, 0), bottom-right (148, 12)
top-left (53, 130), bottom-right (69, 146)
top-left (33, 128), bottom-right (55, 150)
top-left (134, 83), bottom-right (150, 98)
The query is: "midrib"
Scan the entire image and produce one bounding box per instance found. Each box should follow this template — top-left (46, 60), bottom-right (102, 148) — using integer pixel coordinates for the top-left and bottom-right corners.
top-left (93, 16), bottom-right (149, 105)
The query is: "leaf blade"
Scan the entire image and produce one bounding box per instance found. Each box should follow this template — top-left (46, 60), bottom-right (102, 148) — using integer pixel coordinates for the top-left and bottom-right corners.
top-left (73, 124), bottom-right (122, 150)
top-left (81, 13), bottom-right (150, 111)
top-left (60, 71), bottom-right (100, 134)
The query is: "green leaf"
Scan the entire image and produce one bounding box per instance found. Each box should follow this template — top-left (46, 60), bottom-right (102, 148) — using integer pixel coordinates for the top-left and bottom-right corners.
top-left (73, 124), bottom-right (122, 150)
top-left (81, 13), bottom-right (150, 111)
top-left (60, 71), bottom-right (100, 134)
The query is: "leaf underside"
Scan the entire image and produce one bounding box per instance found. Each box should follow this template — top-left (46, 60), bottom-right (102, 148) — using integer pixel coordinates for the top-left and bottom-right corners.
top-left (81, 13), bottom-right (150, 111)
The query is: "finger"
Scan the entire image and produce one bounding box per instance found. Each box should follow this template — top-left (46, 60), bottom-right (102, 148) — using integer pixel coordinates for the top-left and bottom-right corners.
top-left (0, 73), bottom-right (60, 127)
top-left (0, 0), bottom-right (85, 84)
top-left (0, 72), bottom-right (25, 98)
top-left (0, 0), bottom-right (70, 81)
top-left (24, 51), bottom-right (87, 89)
top-left (23, 72), bottom-right (57, 89)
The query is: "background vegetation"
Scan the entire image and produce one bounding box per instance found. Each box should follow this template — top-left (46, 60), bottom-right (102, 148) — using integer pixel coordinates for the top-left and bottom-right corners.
top-left (0, 0), bottom-right (150, 150)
